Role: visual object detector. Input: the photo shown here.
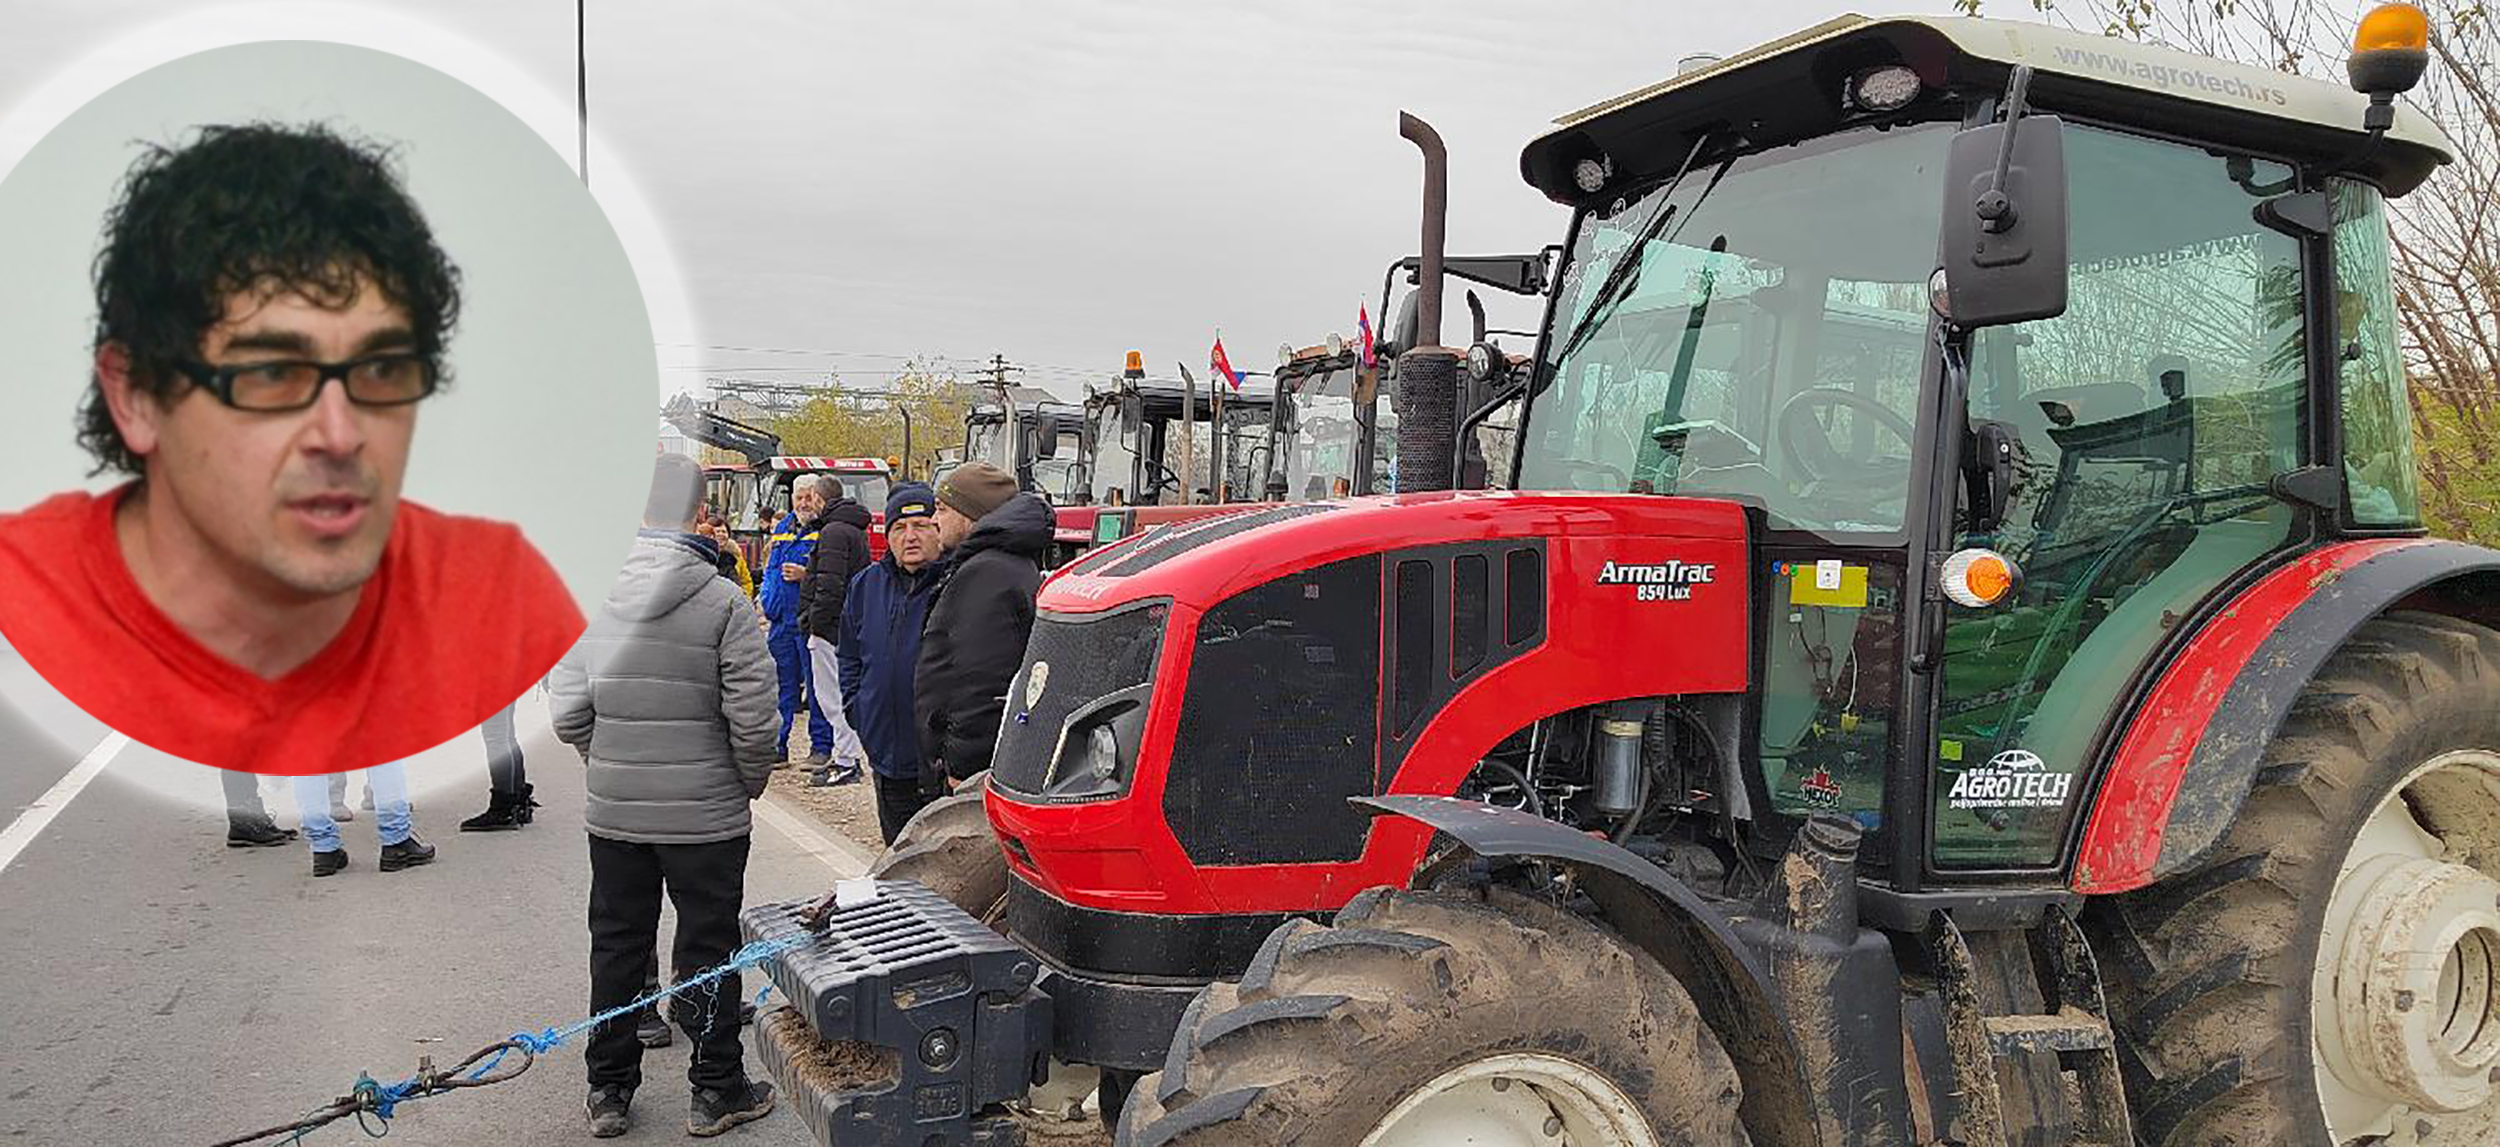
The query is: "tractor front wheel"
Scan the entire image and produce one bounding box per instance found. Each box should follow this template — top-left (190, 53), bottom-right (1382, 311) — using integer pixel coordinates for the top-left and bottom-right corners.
top-left (2095, 611), bottom-right (2500, 1146)
top-left (868, 770), bottom-right (1007, 923)
top-left (1117, 886), bottom-right (1749, 1146)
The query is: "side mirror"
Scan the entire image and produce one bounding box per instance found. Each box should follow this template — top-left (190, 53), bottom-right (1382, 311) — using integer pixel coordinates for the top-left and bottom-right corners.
top-left (1963, 419), bottom-right (2027, 531)
top-left (1939, 113), bottom-right (2069, 329)
top-left (1029, 424), bottom-right (1059, 460)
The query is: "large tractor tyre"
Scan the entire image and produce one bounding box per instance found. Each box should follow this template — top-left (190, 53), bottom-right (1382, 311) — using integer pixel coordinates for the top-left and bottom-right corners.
top-left (1117, 885), bottom-right (1750, 1147)
top-left (2091, 610), bottom-right (2500, 1147)
top-left (867, 770), bottom-right (1007, 923)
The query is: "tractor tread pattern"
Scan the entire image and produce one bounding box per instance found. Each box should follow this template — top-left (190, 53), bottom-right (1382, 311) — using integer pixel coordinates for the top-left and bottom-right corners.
top-left (1115, 887), bottom-right (1751, 1146)
top-left (866, 772), bottom-right (1006, 921)
top-left (2085, 610), bottom-right (2500, 1146)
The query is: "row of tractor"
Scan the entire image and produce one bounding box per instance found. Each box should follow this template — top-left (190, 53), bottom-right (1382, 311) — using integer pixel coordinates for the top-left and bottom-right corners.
top-left (745, 8), bottom-right (2500, 1146)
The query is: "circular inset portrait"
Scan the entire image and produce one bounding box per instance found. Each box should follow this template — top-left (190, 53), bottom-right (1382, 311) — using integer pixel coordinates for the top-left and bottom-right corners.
top-left (0, 40), bottom-right (658, 778)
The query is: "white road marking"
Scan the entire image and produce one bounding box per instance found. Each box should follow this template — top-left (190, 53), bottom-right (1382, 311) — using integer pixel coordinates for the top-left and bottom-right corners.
top-left (756, 790), bottom-right (878, 877)
top-left (0, 732), bottom-right (126, 878)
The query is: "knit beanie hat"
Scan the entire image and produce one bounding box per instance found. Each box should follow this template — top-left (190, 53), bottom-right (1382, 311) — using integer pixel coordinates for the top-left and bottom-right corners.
top-left (937, 462), bottom-right (1018, 520)
top-left (885, 481), bottom-right (938, 526)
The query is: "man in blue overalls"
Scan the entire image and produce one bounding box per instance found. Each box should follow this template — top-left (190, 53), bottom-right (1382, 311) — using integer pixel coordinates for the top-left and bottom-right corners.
top-left (759, 475), bottom-right (834, 765)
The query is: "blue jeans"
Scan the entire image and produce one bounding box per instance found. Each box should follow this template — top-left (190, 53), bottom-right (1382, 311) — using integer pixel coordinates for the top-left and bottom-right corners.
top-left (768, 621), bottom-right (832, 754)
top-left (295, 763), bottom-right (412, 853)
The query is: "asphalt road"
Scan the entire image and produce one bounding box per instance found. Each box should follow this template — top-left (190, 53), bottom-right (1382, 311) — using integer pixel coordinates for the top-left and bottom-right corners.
top-left (0, 667), bottom-right (876, 1147)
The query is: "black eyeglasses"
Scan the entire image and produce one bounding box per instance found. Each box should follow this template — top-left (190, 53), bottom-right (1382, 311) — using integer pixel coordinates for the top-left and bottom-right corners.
top-left (175, 353), bottom-right (440, 412)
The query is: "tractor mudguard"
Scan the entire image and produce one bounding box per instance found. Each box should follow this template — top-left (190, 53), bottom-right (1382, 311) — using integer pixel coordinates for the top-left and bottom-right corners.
top-left (1358, 794), bottom-right (1836, 1147)
top-left (2074, 538), bottom-right (2500, 894)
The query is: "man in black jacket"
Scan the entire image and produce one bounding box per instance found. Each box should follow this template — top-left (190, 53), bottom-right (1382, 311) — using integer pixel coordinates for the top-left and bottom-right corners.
top-left (915, 463), bottom-right (1051, 787)
top-left (798, 475), bottom-right (873, 784)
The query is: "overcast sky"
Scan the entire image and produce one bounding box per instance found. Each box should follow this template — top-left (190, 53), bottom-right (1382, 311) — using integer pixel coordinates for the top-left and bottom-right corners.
top-left (6, 1), bottom-right (1962, 406)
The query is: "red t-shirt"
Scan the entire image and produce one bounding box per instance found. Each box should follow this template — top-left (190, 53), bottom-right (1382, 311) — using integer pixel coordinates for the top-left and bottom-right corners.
top-left (0, 484), bottom-right (585, 774)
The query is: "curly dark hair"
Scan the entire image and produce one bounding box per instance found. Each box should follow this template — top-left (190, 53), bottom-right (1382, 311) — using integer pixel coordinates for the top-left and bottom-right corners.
top-left (80, 122), bottom-right (462, 476)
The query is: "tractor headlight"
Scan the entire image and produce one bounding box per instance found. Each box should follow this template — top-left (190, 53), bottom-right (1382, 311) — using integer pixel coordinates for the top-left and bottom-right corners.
top-left (1573, 155), bottom-right (1612, 194)
top-left (1847, 64), bottom-right (1923, 112)
top-left (1041, 687), bottom-right (1151, 801)
top-left (1082, 724), bottom-right (1120, 780)
top-left (1466, 342), bottom-right (1498, 383)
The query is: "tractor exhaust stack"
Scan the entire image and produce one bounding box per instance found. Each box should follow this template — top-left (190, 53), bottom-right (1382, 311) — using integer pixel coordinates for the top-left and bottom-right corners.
top-left (1394, 111), bottom-right (1461, 492)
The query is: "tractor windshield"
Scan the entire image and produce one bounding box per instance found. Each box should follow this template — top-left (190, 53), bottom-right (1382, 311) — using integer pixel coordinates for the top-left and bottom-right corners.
top-left (1279, 364), bottom-right (1382, 500)
top-left (1518, 121), bottom-right (1953, 537)
top-left (1088, 402), bottom-right (1141, 505)
top-left (966, 417), bottom-right (1008, 469)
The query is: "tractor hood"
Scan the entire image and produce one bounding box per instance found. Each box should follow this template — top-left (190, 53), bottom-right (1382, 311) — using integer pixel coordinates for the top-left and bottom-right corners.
top-left (1043, 490), bottom-right (1749, 625)
top-left (999, 490), bottom-right (1753, 919)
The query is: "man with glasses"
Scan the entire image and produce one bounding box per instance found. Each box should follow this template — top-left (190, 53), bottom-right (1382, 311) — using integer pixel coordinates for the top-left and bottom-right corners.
top-left (0, 123), bottom-right (583, 806)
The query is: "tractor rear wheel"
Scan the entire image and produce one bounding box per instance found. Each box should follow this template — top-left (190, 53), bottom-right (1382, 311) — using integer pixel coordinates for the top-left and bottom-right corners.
top-left (2093, 610), bottom-right (2500, 1146)
top-left (867, 770), bottom-right (1007, 923)
top-left (1116, 885), bottom-right (1749, 1146)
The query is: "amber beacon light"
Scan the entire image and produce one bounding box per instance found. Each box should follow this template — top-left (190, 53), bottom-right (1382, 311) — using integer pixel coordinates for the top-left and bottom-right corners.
top-left (2349, 2), bottom-right (2430, 124)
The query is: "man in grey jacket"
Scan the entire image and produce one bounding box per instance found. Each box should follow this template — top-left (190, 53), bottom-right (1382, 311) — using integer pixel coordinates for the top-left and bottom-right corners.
top-left (550, 453), bottom-right (779, 1139)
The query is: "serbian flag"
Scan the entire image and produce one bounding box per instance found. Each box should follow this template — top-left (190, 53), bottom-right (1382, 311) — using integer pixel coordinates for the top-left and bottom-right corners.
top-left (1211, 335), bottom-right (1241, 391)
top-left (1357, 304), bottom-right (1376, 368)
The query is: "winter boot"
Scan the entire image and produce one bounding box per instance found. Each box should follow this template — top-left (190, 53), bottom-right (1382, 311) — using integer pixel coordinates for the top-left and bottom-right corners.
top-left (459, 790), bottom-right (526, 832)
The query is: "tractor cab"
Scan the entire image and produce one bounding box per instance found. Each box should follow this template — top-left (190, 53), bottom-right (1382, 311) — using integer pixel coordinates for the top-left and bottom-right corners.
top-left (1079, 375), bottom-right (1277, 507)
top-left (1500, 18), bottom-right (2439, 879)
top-left (960, 395), bottom-right (1086, 502)
top-left (1264, 343), bottom-right (1380, 500)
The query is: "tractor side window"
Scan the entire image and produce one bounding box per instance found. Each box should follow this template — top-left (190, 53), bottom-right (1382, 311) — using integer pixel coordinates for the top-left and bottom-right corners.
top-left (2332, 181), bottom-right (2420, 527)
top-left (1757, 558), bottom-right (1904, 841)
top-left (1933, 128), bottom-right (2305, 869)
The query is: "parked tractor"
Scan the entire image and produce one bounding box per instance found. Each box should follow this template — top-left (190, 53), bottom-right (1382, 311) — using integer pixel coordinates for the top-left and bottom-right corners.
top-left (1262, 252), bottom-right (1555, 501)
top-left (661, 394), bottom-right (892, 568)
top-left (749, 9), bottom-right (2495, 1146)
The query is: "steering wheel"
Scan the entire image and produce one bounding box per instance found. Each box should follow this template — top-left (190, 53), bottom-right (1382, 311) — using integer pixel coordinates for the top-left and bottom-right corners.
top-left (1777, 388), bottom-right (1916, 485)
top-left (1547, 458), bottom-right (1630, 492)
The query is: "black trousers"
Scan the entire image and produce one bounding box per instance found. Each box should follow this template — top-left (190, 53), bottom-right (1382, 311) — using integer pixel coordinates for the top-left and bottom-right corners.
top-left (874, 772), bottom-right (939, 846)
top-left (585, 833), bottom-right (751, 1093)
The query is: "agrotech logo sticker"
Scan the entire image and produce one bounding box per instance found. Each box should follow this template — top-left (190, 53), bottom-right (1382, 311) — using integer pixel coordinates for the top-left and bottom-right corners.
top-left (1946, 749), bottom-right (2076, 811)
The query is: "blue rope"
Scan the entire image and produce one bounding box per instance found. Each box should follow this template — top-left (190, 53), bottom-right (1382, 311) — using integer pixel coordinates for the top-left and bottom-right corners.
top-left (306, 934), bottom-right (810, 1140)
top-left (464, 935), bottom-right (809, 1081)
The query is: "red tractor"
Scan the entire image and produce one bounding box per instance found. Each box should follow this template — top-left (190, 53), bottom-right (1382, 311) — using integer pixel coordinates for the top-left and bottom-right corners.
top-left (750, 10), bottom-right (2496, 1146)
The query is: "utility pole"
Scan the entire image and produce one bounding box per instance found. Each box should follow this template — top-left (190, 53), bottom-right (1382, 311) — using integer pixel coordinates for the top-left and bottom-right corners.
top-left (985, 353), bottom-right (1021, 478)
top-left (576, 0), bottom-right (588, 187)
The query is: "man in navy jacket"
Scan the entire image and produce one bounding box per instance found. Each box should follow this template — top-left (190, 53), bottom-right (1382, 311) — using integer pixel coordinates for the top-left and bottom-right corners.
top-left (833, 483), bottom-right (952, 843)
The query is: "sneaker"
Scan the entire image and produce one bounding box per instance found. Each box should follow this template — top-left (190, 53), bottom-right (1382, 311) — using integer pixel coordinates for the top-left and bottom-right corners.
top-left (330, 804), bottom-right (355, 823)
top-left (311, 849), bottom-right (348, 877)
top-left (378, 835), bottom-right (437, 872)
top-left (636, 1010), bottom-right (673, 1048)
top-left (807, 765), bottom-right (860, 788)
top-left (803, 752), bottom-right (829, 770)
top-left (687, 1079), bottom-right (774, 1137)
top-left (586, 1085), bottom-right (633, 1138)
top-left (227, 818), bottom-right (298, 848)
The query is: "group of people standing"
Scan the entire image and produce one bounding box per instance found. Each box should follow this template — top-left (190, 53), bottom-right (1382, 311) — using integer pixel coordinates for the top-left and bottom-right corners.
top-left (546, 452), bottom-right (1049, 1138)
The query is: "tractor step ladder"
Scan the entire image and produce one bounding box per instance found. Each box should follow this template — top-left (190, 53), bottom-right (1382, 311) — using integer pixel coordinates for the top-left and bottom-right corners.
top-left (1932, 907), bottom-right (2134, 1146)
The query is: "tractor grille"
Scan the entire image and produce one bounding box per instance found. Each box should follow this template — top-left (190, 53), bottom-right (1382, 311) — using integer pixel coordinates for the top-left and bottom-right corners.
top-left (990, 602), bottom-right (1168, 798)
top-left (1165, 554), bottom-right (1383, 865)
